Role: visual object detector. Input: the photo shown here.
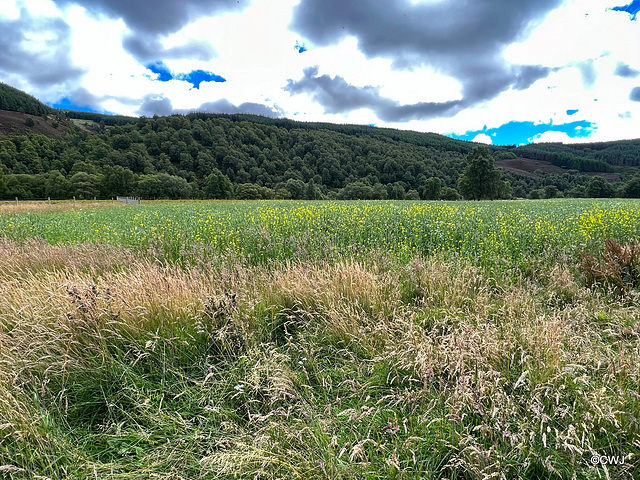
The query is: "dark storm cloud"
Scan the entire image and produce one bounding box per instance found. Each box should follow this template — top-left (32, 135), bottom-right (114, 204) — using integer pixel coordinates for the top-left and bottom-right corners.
top-left (284, 66), bottom-right (382, 114)
top-left (52, 0), bottom-right (242, 36)
top-left (289, 0), bottom-right (563, 117)
top-left (284, 65), bottom-right (551, 122)
top-left (0, 12), bottom-right (83, 87)
top-left (52, 0), bottom-right (244, 62)
top-left (614, 62), bottom-right (640, 78)
top-left (513, 65), bottom-right (554, 90)
top-left (284, 66), bottom-right (465, 121)
top-left (630, 87), bottom-right (640, 102)
top-left (137, 95), bottom-right (283, 118)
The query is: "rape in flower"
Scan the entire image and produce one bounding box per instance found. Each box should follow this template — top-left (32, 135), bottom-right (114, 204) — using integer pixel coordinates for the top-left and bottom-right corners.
top-left (1, 199), bottom-right (640, 265)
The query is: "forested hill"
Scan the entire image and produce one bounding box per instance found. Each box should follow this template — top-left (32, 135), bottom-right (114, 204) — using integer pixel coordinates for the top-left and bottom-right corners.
top-left (1, 83), bottom-right (639, 200)
top-left (0, 83), bottom-right (52, 117)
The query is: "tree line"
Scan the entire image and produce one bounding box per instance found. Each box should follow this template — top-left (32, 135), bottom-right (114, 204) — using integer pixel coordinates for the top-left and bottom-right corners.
top-left (1, 113), bottom-right (639, 201)
top-left (0, 83), bottom-right (639, 200)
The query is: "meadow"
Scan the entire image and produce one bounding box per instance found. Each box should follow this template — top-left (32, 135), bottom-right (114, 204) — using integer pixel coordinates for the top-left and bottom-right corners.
top-left (0, 199), bottom-right (639, 479)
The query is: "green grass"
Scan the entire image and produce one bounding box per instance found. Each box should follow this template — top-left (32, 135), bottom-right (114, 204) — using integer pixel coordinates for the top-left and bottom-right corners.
top-left (2, 199), bottom-right (640, 266)
top-left (0, 199), bottom-right (639, 479)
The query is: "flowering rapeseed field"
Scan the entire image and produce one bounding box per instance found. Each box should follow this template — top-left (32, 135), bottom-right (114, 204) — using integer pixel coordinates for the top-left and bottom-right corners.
top-left (2, 199), bottom-right (639, 265)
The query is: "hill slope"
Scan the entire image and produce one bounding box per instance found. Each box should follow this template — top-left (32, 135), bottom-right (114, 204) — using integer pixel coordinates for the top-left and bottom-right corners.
top-left (0, 83), bottom-right (639, 200)
top-left (0, 82), bottom-right (52, 117)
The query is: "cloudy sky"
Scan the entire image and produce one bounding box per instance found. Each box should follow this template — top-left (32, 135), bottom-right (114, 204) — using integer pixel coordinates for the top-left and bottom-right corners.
top-left (1, 0), bottom-right (639, 145)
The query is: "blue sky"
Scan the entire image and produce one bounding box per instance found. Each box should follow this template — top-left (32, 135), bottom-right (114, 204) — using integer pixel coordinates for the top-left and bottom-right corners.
top-left (146, 62), bottom-right (226, 89)
top-left (451, 120), bottom-right (594, 146)
top-left (1, 0), bottom-right (639, 145)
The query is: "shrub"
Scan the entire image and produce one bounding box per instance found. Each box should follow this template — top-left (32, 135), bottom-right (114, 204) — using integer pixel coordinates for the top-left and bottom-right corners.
top-left (579, 239), bottom-right (640, 294)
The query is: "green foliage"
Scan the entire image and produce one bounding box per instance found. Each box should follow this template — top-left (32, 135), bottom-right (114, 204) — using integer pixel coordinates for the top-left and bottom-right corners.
top-left (515, 138), bottom-right (640, 167)
top-left (622, 176), bottom-right (640, 198)
top-left (0, 82), bottom-right (52, 116)
top-left (0, 89), bottom-right (637, 200)
top-left (136, 173), bottom-right (191, 199)
top-left (336, 181), bottom-right (381, 200)
top-left (586, 176), bottom-right (616, 198)
top-left (203, 169), bottom-right (233, 199)
top-left (44, 170), bottom-right (71, 199)
top-left (3, 199), bottom-right (640, 267)
top-left (422, 177), bottom-right (442, 200)
top-left (458, 147), bottom-right (508, 200)
top-left (70, 171), bottom-right (102, 199)
top-left (101, 165), bottom-right (136, 198)
top-left (440, 186), bottom-right (461, 200)
top-left (235, 183), bottom-right (275, 199)
top-left (543, 184), bottom-right (560, 199)
top-left (25, 117), bottom-right (35, 127)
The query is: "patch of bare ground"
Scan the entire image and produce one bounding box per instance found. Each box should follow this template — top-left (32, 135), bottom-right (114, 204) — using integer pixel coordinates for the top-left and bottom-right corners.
top-left (496, 157), bottom-right (569, 178)
top-left (497, 156), bottom-right (619, 180)
top-left (0, 109), bottom-right (68, 138)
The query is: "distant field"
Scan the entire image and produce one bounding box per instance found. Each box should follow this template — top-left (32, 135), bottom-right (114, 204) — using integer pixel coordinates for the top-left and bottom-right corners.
top-left (2, 199), bottom-right (640, 265)
top-left (1, 199), bottom-right (639, 479)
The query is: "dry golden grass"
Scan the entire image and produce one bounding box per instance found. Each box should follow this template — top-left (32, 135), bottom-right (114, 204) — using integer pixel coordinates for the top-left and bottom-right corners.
top-left (0, 240), bottom-right (638, 478)
top-left (0, 199), bottom-right (126, 214)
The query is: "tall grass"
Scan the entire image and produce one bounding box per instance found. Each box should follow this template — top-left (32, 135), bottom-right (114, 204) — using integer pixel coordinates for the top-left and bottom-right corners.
top-left (0, 235), bottom-right (638, 479)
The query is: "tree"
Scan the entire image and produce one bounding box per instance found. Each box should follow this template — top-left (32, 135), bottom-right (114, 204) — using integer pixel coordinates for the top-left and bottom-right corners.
top-left (45, 170), bottom-right (72, 199)
top-left (70, 172), bottom-right (102, 199)
top-left (543, 185), bottom-right (560, 199)
top-left (0, 169), bottom-right (5, 198)
top-left (102, 165), bottom-right (136, 197)
top-left (622, 176), bottom-right (640, 198)
top-left (457, 146), bottom-right (505, 200)
top-left (284, 178), bottom-right (306, 199)
top-left (337, 181), bottom-right (375, 200)
top-left (386, 182), bottom-right (406, 200)
top-left (136, 173), bottom-right (191, 199)
top-left (405, 189), bottom-right (420, 200)
top-left (586, 176), bottom-right (615, 198)
top-left (304, 179), bottom-right (322, 200)
top-left (440, 186), bottom-right (461, 200)
top-left (203, 169), bottom-right (233, 199)
top-left (422, 177), bottom-right (442, 200)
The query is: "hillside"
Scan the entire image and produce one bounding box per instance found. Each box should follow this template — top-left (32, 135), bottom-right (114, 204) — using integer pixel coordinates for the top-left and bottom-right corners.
top-left (0, 82), bottom-right (52, 117)
top-left (0, 83), bottom-right (639, 200)
top-left (0, 110), bottom-right (69, 139)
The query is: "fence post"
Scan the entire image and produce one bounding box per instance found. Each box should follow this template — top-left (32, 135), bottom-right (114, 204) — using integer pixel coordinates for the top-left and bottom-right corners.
top-left (15, 197), bottom-right (18, 206)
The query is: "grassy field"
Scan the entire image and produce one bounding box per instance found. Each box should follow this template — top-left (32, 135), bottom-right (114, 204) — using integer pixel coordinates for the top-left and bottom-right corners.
top-left (0, 199), bottom-right (639, 479)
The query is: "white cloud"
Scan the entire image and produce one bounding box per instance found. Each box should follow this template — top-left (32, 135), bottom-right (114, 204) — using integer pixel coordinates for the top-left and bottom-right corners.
top-left (530, 131), bottom-right (573, 143)
top-left (0, 0), bottom-right (20, 20)
top-left (2, 0), bottom-right (639, 143)
top-left (472, 133), bottom-right (493, 144)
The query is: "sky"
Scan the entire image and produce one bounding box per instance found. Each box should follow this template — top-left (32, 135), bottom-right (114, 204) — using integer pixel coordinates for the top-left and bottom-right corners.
top-left (1, 0), bottom-right (639, 146)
